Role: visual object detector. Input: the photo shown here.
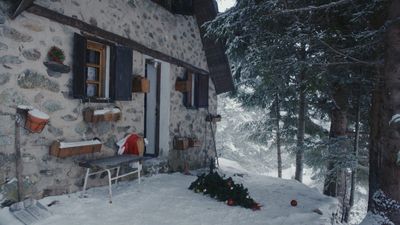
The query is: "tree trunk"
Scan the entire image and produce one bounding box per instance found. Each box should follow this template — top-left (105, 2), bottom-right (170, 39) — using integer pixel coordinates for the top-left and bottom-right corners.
top-left (369, 1), bottom-right (400, 222)
top-left (323, 84), bottom-right (348, 197)
top-left (295, 70), bottom-right (306, 182)
top-left (345, 84), bottom-right (361, 223)
top-left (368, 69), bottom-right (382, 211)
top-left (276, 93), bottom-right (282, 178)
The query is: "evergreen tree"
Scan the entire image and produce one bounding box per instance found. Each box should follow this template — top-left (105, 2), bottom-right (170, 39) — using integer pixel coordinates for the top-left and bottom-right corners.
top-left (207, 0), bottom-right (387, 221)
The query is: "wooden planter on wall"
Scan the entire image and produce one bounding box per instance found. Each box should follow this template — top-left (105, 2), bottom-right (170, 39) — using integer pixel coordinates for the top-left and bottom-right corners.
top-left (83, 107), bottom-right (121, 123)
top-left (132, 76), bottom-right (150, 93)
top-left (174, 137), bottom-right (201, 150)
top-left (175, 80), bottom-right (191, 93)
top-left (50, 139), bottom-right (102, 158)
top-left (188, 138), bottom-right (201, 147)
top-left (206, 114), bottom-right (222, 123)
top-left (174, 137), bottom-right (189, 150)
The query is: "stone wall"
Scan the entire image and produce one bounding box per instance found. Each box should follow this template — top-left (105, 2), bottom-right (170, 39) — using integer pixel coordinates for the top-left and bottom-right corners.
top-left (0, 0), bottom-right (217, 205)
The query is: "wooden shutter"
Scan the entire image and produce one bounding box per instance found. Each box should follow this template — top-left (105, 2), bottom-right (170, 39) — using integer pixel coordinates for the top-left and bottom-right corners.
top-left (111, 46), bottom-right (133, 101)
top-left (72, 33), bottom-right (87, 98)
top-left (182, 71), bottom-right (192, 108)
top-left (195, 74), bottom-right (209, 108)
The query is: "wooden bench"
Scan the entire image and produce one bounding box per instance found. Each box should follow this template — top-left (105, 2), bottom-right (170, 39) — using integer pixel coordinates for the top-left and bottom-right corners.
top-left (78, 155), bottom-right (147, 203)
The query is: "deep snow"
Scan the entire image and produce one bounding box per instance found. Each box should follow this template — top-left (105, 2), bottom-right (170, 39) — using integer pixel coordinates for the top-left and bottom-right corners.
top-left (0, 158), bottom-right (338, 225)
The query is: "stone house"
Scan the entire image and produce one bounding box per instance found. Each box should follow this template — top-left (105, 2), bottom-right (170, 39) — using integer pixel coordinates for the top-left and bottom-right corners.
top-left (0, 0), bottom-right (233, 204)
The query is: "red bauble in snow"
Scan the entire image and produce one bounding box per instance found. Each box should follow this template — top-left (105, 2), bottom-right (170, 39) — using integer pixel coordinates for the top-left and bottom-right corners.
top-left (227, 198), bottom-right (235, 206)
top-left (251, 203), bottom-right (262, 211)
top-left (290, 200), bottom-right (298, 207)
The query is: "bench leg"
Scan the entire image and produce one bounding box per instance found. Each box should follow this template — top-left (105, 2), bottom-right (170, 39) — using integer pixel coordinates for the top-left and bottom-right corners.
top-left (138, 162), bottom-right (141, 184)
top-left (106, 169), bottom-right (112, 204)
top-left (83, 168), bottom-right (90, 192)
top-left (115, 167), bottom-right (120, 185)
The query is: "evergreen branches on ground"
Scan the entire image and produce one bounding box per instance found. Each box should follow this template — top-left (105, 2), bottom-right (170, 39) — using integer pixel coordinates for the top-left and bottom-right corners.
top-left (189, 172), bottom-right (261, 210)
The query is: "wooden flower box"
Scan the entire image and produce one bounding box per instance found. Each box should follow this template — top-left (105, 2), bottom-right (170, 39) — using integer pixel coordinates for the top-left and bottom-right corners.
top-left (175, 80), bottom-right (191, 92)
top-left (49, 139), bottom-right (102, 158)
top-left (174, 137), bottom-right (189, 150)
top-left (188, 138), bottom-right (201, 147)
top-left (132, 76), bottom-right (150, 93)
top-left (83, 107), bottom-right (121, 123)
top-left (206, 114), bottom-right (222, 123)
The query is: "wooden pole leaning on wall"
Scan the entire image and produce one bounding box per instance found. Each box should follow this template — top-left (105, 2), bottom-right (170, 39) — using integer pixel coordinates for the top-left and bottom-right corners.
top-left (15, 112), bottom-right (24, 202)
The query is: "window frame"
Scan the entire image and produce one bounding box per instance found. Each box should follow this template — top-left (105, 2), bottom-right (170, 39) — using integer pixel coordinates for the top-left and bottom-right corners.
top-left (182, 70), bottom-right (209, 109)
top-left (73, 33), bottom-right (133, 102)
top-left (85, 40), bottom-right (107, 99)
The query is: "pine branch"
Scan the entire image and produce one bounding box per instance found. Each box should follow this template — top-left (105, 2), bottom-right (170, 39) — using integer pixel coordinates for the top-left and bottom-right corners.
top-left (309, 61), bottom-right (382, 67)
top-left (267, 0), bottom-right (352, 16)
top-left (318, 39), bottom-right (381, 66)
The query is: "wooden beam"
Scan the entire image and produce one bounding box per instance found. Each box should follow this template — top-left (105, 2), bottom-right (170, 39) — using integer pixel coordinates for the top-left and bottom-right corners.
top-left (26, 4), bottom-right (209, 75)
top-left (11, 0), bottom-right (34, 19)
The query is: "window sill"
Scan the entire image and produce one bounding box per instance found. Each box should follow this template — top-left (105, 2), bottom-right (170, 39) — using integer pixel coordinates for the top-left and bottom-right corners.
top-left (81, 97), bottom-right (115, 103)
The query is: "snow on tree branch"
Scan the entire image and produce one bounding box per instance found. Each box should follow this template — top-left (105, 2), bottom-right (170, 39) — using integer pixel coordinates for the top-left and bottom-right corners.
top-left (368, 190), bottom-right (400, 225)
top-left (267, 0), bottom-right (352, 16)
top-left (389, 114), bottom-right (400, 126)
top-left (318, 39), bottom-right (382, 66)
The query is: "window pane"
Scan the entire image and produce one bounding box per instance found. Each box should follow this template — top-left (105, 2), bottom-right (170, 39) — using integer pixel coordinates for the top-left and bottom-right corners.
top-left (86, 50), bottom-right (100, 64)
top-left (86, 67), bottom-right (99, 81)
top-left (86, 84), bottom-right (97, 97)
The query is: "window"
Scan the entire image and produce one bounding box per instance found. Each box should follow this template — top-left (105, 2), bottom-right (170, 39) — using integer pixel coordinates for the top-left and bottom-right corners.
top-left (183, 71), bottom-right (209, 109)
top-left (73, 33), bottom-right (133, 102)
top-left (85, 41), bottom-right (107, 98)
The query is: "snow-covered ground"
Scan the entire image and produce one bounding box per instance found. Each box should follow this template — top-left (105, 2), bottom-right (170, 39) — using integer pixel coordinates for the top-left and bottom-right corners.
top-left (0, 158), bottom-right (338, 225)
top-left (215, 96), bottom-right (368, 225)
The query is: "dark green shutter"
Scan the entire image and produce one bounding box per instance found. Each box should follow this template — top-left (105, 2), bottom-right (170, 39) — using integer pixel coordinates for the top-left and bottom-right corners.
top-left (72, 33), bottom-right (87, 98)
top-left (111, 46), bottom-right (133, 101)
top-left (196, 75), bottom-right (209, 108)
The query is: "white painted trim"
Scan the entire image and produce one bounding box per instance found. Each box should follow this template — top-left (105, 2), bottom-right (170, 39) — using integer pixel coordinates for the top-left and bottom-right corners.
top-left (159, 61), bottom-right (171, 157)
top-left (143, 55), bottom-right (171, 157)
top-left (105, 46), bottom-right (110, 98)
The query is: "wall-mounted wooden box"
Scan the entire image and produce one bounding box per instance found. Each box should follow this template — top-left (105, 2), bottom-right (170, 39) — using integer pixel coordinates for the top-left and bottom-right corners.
top-left (175, 80), bottom-right (191, 92)
top-left (132, 76), bottom-right (150, 93)
top-left (206, 114), bottom-right (222, 123)
top-left (188, 138), bottom-right (201, 147)
top-left (174, 137), bottom-right (189, 150)
top-left (83, 107), bottom-right (121, 123)
top-left (50, 139), bottom-right (102, 158)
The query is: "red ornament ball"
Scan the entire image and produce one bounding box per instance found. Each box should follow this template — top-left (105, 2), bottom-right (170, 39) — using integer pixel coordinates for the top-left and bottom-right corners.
top-left (290, 200), bottom-right (298, 207)
top-left (227, 199), bottom-right (235, 206)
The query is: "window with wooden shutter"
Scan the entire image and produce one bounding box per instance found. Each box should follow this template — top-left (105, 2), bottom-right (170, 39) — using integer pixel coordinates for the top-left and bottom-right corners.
top-left (72, 33), bottom-right (133, 102)
top-left (181, 71), bottom-right (209, 109)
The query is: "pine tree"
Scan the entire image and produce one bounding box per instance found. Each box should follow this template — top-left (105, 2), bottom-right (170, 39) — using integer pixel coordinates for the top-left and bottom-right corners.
top-left (207, 0), bottom-right (386, 222)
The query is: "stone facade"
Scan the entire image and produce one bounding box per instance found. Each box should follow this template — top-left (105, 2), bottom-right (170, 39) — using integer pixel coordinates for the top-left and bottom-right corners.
top-left (0, 0), bottom-right (217, 204)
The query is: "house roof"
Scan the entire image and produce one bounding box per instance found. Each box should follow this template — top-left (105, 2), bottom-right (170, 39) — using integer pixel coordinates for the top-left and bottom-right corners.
top-left (193, 0), bottom-right (234, 94)
top-left (150, 0), bottom-right (235, 94)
